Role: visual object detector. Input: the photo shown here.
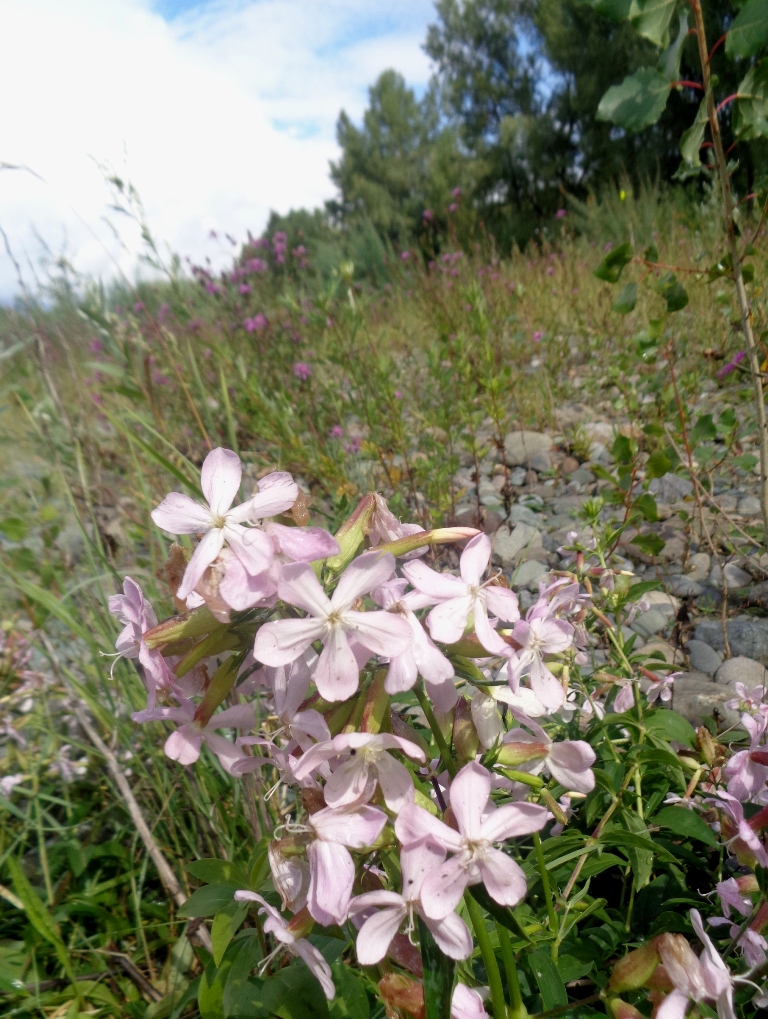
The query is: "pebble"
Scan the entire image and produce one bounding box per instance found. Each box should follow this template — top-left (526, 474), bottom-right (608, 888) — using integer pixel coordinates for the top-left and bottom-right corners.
top-left (509, 504), bottom-right (541, 527)
top-left (649, 474), bottom-right (694, 503)
top-left (641, 638), bottom-right (684, 664)
top-left (695, 616), bottom-right (768, 664)
top-left (529, 452), bottom-right (552, 472)
top-left (561, 456), bottom-right (579, 474)
top-left (509, 467), bottom-right (527, 486)
top-left (492, 523), bottom-right (544, 566)
top-left (714, 655), bottom-right (768, 688)
top-left (569, 467), bottom-right (595, 485)
top-left (510, 560), bottom-right (548, 590)
top-left (686, 552), bottom-right (711, 581)
top-left (738, 495), bottom-right (762, 516)
top-left (670, 575), bottom-right (703, 597)
top-left (504, 431), bottom-right (553, 467)
top-left (630, 608), bottom-right (670, 638)
top-left (708, 562), bottom-right (752, 590)
top-left (685, 639), bottom-right (723, 676)
top-left (672, 673), bottom-right (740, 728)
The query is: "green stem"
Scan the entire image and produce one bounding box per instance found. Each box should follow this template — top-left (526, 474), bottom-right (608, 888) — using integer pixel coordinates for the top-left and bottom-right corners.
top-left (466, 893), bottom-right (507, 1019)
top-left (497, 923), bottom-right (527, 1019)
top-left (533, 832), bottom-right (558, 956)
top-left (415, 683), bottom-right (456, 778)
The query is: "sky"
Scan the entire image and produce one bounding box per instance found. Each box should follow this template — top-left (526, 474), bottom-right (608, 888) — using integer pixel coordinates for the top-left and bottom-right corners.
top-left (0, 0), bottom-right (435, 300)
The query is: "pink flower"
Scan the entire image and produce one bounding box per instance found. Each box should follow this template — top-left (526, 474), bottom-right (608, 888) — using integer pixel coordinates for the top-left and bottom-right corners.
top-left (293, 361), bottom-right (312, 381)
top-left (253, 551), bottom-right (412, 701)
top-left (500, 713), bottom-right (596, 793)
top-left (724, 713), bottom-right (768, 801)
top-left (402, 533), bottom-right (519, 653)
top-left (304, 804), bottom-right (388, 924)
top-left (716, 877), bottom-right (752, 920)
top-left (132, 699), bottom-right (254, 774)
top-left (330, 425), bottom-right (344, 438)
top-left (151, 448), bottom-right (297, 600)
top-left (348, 837), bottom-right (472, 964)
top-left (505, 617), bottom-right (574, 712)
top-left (646, 671), bottom-right (677, 704)
top-left (452, 187), bottom-right (461, 198)
top-left (270, 652), bottom-right (330, 752)
top-left (449, 203), bottom-right (458, 213)
top-left (394, 761), bottom-right (547, 918)
top-left (533, 330), bottom-right (544, 342)
top-left (232, 893), bottom-right (335, 999)
top-left (555, 208), bottom-right (567, 219)
top-left (243, 313), bottom-right (267, 332)
top-left (655, 910), bottom-right (736, 1019)
top-left (292, 731), bottom-right (425, 812)
top-left (452, 985), bottom-right (489, 1018)
top-left (401, 251), bottom-right (410, 262)
top-left (423, 209), bottom-right (434, 221)
top-left (108, 578), bottom-right (172, 707)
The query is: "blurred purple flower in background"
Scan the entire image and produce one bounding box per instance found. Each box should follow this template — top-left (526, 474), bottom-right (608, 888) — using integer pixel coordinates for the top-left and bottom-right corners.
top-left (244, 314), bottom-right (267, 333)
top-left (293, 362), bottom-right (312, 381)
top-left (556, 209), bottom-right (567, 219)
top-left (533, 331), bottom-right (544, 342)
top-left (718, 351), bottom-right (746, 379)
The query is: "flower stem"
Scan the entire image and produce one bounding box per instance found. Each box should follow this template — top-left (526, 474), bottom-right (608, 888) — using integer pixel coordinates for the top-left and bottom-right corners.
top-left (415, 682), bottom-right (457, 778)
top-left (533, 832), bottom-right (558, 956)
top-left (497, 922), bottom-right (527, 1019)
top-left (466, 893), bottom-right (507, 1019)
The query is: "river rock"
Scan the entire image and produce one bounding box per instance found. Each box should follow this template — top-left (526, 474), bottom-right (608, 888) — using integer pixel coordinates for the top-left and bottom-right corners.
top-left (714, 655), bottom-right (768, 688)
top-left (685, 639), bottom-right (723, 676)
top-left (630, 608), bottom-right (670, 639)
top-left (738, 495), bottom-right (762, 516)
top-left (504, 431), bottom-right (553, 467)
top-left (708, 562), bottom-right (752, 590)
top-left (686, 552), bottom-right (711, 582)
top-left (672, 673), bottom-right (740, 728)
top-left (649, 474), bottom-right (694, 504)
top-left (694, 616), bottom-right (768, 664)
top-left (511, 560), bottom-right (548, 590)
top-left (670, 575), bottom-right (703, 597)
top-left (492, 523), bottom-right (544, 566)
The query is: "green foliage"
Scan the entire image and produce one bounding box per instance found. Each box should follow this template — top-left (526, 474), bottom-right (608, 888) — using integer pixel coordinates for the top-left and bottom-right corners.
top-left (597, 67), bottom-right (670, 131)
top-left (726, 0), bottom-right (768, 58)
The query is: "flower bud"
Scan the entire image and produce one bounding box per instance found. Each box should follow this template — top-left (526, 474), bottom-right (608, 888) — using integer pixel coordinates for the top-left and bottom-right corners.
top-left (325, 494), bottom-right (377, 573)
top-left (697, 725), bottom-right (717, 766)
top-left (657, 934), bottom-right (700, 992)
top-left (608, 998), bottom-right (646, 1019)
top-left (193, 655), bottom-right (240, 727)
top-left (453, 697), bottom-right (480, 764)
top-left (268, 841), bottom-right (308, 912)
top-left (373, 526), bottom-right (480, 559)
top-left (142, 604), bottom-right (219, 650)
top-left (540, 788), bottom-right (569, 825)
top-left (496, 741), bottom-right (549, 767)
top-left (391, 711), bottom-right (430, 757)
top-left (608, 939), bottom-right (660, 992)
top-left (286, 905), bottom-right (314, 940)
top-left (378, 974), bottom-right (425, 1019)
top-left (359, 669), bottom-right (390, 734)
top-left (174, 626), bottom-right (241, 678)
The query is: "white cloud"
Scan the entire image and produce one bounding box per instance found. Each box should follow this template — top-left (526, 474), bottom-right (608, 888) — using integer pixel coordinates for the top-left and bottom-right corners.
top-left (0, 0), bottom-right (434, 299)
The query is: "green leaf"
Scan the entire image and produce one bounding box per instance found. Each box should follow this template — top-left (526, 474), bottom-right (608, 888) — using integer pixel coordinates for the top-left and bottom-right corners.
top-left (625, 579), bottom-right (663, 601)
top-left (222, 934), bottom-right (263, 1016)
top-left (179, 883), bottom-right (241, 918)
top-left (653, 806), bottom-right (718, 846)
top-left (646, 450), bottom-right (671, 478)
top-left (529, 949), bottom-right (568, 1010)
top-left (597, 68), bottom-right (670, 132)
top-left (634, 493), bottom-right (659, 521)
top-left (188, 860), bottom-right (250, 887)
top-left (587, 0), bottom-right (633, 20)
top-left (631, 533), bottom-right (665, 556)
top-left (645, 709), bottom-right (696, 748)
top-left (657, 272), bottom-right (689, 312)
top-left (691, 414), bottom-right (717, 444)
top-left (594, 242), bottom-right (634, 283)
top-left (630, 0), bottom-right (676, 46)
top-left (418, 915), bottom-right (455, 1019)
top-left (733, 453), bottom-right (759, 471)
top-left (659, 12), bottom-right (689, 80)
top-left (613, 282), bottom-right (638, 314)
top-left (260, 961), bottom-right (331, 1018)
top-left (329, 964), bottom-right (371, 1019)
top-left (0, 516), bottom-right (27, 541)
top-left (211, 901), bottom-right (248, 967)
top-left (680, 95), bottom-right (710, 167)
top-left (734, 60), bottom-right (768, 140)
top-left (644, 243), bottom-right (659, 263)
top-left (726, 0), bottom-right (768, 58)
top-left (612, 433), bottom-right (633, 464)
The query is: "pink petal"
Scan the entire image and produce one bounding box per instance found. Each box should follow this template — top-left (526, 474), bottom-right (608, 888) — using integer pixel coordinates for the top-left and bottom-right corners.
top-left (385, 650), bottom-right (419, 694)
top-left (201, 447), bottom-right (242, 516)
top-left (251, 472), bottom-right (299, 519)
top-left (427, 594), bottom-right (474, 643)
top-left (219, 558), bottom-right (277, 611)
top-left (204, 731), bottom-right (248, 774)
top-left (315, 627), bottom-right (361, 701)
top-left (401, 837), bottom-right (446, 897)
top-left (484, 585), bottom-right (520, 623)
top-left (473, 599), bottom-right (509, 654)
top-left (177, 527), bottom-right (225, 599)
top-left (344, 609), bottom-right (412, 657)
top-left (277, 561), bottom-right (332, 617)
top-left (402, 560), bottom-right (466, 601)
top-left (333, 551), bottom-right (397, 609)
top-left (323, 756), bottom-right (377, 808)
top-left (547, 741), bottom-right (596, 794)
top-left (423, 910), bottom-right (473, 960)
top-left (254, 617), bottom-right (325, 666)
top-left (375, 752), bottom-right (415, 812)
top-left (291, 740), bottom-right (346, 781)
top-left (349, 890), bottom-right (406, 914)
top-left (655, 988), bottom-right (691, 1019)
top-left (427, 673), bottom-right (459, 712)
top-left (151, 492), bottom-right (212, 534)
top-left (450, 761), bottom-right (491, 840)
top-left (394, 802), bottom-right (462, 852)
top-left (459, 533), bottom-right (491, 587)
top-left (292, 939), bottom-right (336, 999)
top-left (226, 525), bottom-right (274, 575)
top-left (265, 523), bottom-right (340, 561)
top-left (480, 802), bottom-right (549, 842)
top-left (307, 839), bottom-right (355, 925)
top-left (420, 856), bottom-right (471, 919)
top-left (355, 905), bottom-right (407, 964)
top-left (529, 658), bottom-right (566, 712)
top-left (310, 805), bottom-right (387, 848)
top-left (410, 618), bottom-right (454, 682)
top-left (208, 704), bottom-right (256, 730)
top-left (165, 725), bottom-right (203, 765)
top-left (452, 984), bottom-right (490, 1019)
top-left (478, 848), bottom-right (528, 907)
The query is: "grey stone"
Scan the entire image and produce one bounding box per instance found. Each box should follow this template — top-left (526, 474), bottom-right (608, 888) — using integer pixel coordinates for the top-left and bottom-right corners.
top-left (714, 655), bottom-right (768, 688)
top-left (642, 638), bottom-right (684, 665)
top-left (708, 562), bottom-right (752, 590)
top-left (660, 535), bottom-right (687, 563)
top-left (649, 474), bottom-right (695, 503)
top-left (644, 591), bottom-right (680, 616)
top-left (552, 495), bottom-right (588, 516)
top-left (511, 560), bottom-right (548, 590)
top-left (694, 615), bottom-right (768, 664)
top-left (738, 495), bottom-right (762, 516)
top-left (509, 467), bottom-right (527, 486)
top-left (504, 431), bottom-right (553, 467)
top-left (492, 523), bottom-right (543, 566)
top-left (509, 503), bottom-right (542, 527)
top-left (630, 608), bottom-right (671, 638)
top-left (529, 451), bottom-right (552, 472)
top-left (569, 467), bottom-right (596, 485)
top-left (672, 673), bottom-right (740, 728)
top-left (478, 479), bottom-right (503, 508)
top-left (718, 494), bottom-right (739, 512)
top-left (686, 639), bottom-right (723, 676)
top-left (670, 575), bottom-right (703, 597)
top-left (686, 552), bottom-right (711, 582)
